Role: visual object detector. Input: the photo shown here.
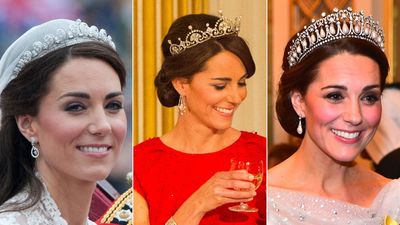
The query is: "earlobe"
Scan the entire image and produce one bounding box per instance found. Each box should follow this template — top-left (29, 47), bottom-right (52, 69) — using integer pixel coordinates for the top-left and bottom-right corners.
top-left (172, 78), bottom-right (189, 96)
top-left (290, 91), bottom-right (305, 117)
top-left (15, 115), bottom-right (36, 141)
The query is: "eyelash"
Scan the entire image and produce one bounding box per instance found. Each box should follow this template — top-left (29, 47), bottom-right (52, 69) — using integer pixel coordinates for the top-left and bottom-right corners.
top-left (64, 101), bottom-right (123, 113)
top-left (361, 93), bottom-right (380, 105)
top-left (65, 102), bottom-right (86, 112)
top-left (212, 81), bottom-right (247, 90)
top-left (324, 92), bottom-right (381, 105)
top-left (106, 101), bottom-right (123, 111)
top-left (325, 92), bottom-right (344, 103)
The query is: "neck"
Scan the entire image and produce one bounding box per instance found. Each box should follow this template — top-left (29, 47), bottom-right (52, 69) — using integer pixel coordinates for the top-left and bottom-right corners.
top-left (272, 136), bottom-right (358, 196)
top-left (38, 166), bottom-right (96, 225)
top-left (162, 116), bottom-right (240, 154)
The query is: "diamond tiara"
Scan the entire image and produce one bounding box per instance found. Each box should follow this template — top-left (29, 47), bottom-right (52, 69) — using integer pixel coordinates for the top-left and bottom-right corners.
top-left (287, 7), bottom-right (385, 68)
top-left (13, 19), bottom-right (115, 78)
top-left (168, 11), bottom-right (241, 55)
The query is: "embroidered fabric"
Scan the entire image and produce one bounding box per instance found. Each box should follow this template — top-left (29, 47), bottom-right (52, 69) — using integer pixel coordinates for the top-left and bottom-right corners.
top-left (268, 179), bottom-right (400, 225)
top-left (0, 186), bottom-right (95, 225)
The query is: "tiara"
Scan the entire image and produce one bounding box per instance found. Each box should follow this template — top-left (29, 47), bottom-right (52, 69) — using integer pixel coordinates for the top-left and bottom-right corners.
top-left (13, 19), bottom-right (115, 78)
top-left (287, 7), bottom-right (384, 67)
top-left (168, 11), bottom-right (241, 55)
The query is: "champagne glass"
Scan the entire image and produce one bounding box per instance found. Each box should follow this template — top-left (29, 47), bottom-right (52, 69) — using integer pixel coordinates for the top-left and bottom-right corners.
top-left (228, 158), bottom-right (263, 212)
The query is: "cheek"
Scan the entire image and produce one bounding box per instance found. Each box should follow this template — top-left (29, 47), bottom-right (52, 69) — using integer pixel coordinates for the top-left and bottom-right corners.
top-left (38, 117), bottom-right (85, 142)
top-left (112, 116), bottom-right (127, 143)
top-left (240, 87), bottom-right (247, 100)
top-left (363, 105), bottom-right (381, 127)
top-left (306, 99), bottom-right (339, 124)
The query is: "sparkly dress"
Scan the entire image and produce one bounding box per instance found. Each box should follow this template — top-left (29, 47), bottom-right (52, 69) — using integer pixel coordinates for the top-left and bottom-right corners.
top-left (268, 179), bottom-right (400, 225)
top-left (0, 184), bottom-right (95, 225)
top-left (134, 131), bottom-right (266, 225)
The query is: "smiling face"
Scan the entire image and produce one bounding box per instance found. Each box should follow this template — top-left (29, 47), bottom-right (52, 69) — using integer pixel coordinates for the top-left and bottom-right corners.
top-left (293, 53), bottom-right (382, 162)
top-left (179, 50), bottom-right (248, 131)
top-left (31, 57), bottom-right (127, 182)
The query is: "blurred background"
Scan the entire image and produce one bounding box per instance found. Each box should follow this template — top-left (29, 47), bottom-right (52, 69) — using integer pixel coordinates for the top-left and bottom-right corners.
top-left (0, 0), bottom-right (132, 193)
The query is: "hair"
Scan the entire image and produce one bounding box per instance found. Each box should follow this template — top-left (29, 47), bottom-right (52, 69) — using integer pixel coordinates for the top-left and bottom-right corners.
top-left (0, 42), bottom-right (126, 211)
top-left (276, 37), bottom-right (389, 138)
top-left (154, 14), bottom-right (256, 107)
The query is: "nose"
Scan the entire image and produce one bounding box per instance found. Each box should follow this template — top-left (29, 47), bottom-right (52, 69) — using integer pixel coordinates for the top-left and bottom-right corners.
top-left (88, 108), bottom-right (112, 136)
top-left (227, 86), bottom-right (245, 104)
top-left (343, 99), bottom-right (363, 126)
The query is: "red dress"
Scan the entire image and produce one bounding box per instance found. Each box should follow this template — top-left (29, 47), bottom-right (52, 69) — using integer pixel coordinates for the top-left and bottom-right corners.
top-left (134, 131), bottom-right (266, 225)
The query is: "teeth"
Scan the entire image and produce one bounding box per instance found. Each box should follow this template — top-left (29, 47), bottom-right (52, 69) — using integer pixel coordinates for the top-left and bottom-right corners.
top-left (215, 107), bottom-right (233, 114)
top-left (79, 146), bottom-right (109, 153)
top-left (332, 129), bottom-right (360, 139)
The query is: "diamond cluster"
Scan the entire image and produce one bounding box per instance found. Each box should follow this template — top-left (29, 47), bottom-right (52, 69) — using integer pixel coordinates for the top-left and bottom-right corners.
top-left (168, 11), bottom-right (241, 55)
top-left (287, 7), bottom-right (385, 68)
top-left (13, 19), bottom-right (115, 78)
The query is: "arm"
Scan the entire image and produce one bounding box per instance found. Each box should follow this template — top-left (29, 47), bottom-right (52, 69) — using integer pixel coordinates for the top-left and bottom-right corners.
top-left (133, 190), bottom-right (150, 225)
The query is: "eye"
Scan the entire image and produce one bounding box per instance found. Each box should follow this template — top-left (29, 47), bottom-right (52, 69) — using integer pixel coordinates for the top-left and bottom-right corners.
top-left (65, 102), bottom-right (86, 112)
top-left (361, 93), bottom-right (380, 105)
top-left (238, 80), bottom-right (247, 87)
top-left (106, 100), bottom-right (123, 111)
top-left (325, 92), bottom-right (344, 103)
top-left (213, 84), bottom-right (226, 90)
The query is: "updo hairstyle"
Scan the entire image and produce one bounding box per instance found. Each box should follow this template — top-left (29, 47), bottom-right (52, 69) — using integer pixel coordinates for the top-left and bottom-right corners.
top-left (276, 37), bottom-right (389, 138)
top-left (154, 14), bottom-right (256, 107)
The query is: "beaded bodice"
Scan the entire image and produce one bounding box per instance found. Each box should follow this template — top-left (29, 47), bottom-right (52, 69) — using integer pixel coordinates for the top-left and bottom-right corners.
top-left (268, 179), bottom-right (400, 225)
top-left (0, 184), bottom-right (95, 225)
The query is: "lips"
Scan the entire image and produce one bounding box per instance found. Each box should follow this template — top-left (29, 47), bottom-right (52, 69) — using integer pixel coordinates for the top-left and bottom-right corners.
top-left (78, 146), bottom-right (110, 153)
top-left (331, 129), bottom-right (360, 139)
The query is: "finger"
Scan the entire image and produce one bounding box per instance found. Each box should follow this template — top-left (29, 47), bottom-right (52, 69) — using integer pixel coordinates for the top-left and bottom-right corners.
top-left (214, 186), bottom-right (257, 200)
top-left (218, 170), bottom-right (254, 181)
top-left (224, 179), bottom-right (255, 190)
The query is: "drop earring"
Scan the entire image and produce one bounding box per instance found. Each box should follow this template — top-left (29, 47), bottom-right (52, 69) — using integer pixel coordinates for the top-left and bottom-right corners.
top-left (30, 137), bottom-right (39, 158)
top-left (297, 116), bottom-right (303, 135)
top-left (178, 95), bottom-right (186, 115)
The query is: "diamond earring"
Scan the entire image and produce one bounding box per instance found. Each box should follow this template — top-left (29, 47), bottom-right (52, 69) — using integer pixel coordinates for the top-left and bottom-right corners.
top-left (30, 137), bottom-right (39, 158)
top-left (178, 95), bottom-right (186, 115)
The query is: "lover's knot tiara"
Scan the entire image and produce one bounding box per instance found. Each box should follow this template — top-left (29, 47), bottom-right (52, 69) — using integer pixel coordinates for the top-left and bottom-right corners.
top-left (168, 11), bottom-right (241, 55)
top-left (13, 19), bottom-right (115, 78)
top-left (287, 7), bottom-right (385, 68)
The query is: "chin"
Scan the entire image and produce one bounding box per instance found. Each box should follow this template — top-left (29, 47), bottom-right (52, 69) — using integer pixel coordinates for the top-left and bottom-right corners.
top-left (331, 153), bottom-right (359, 164)
top-left (82, 167), bottom-right (113, 181)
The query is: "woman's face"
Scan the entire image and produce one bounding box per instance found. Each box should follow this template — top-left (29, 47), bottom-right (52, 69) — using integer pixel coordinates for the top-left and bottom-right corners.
top-left (183, 50), bottom-right (248, 131)
top-left (32, 57), bottom-right (127, 182)
top-left (298, 53), bottom-right (381, 162)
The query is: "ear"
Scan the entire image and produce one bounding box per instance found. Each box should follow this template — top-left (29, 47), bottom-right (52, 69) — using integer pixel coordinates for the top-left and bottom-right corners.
top-left (15, 115), bottom-right (37, 141)
top-left (172, 78), bottom-right (190, 96)
top-left (290, 91), bottom-right (306, 117)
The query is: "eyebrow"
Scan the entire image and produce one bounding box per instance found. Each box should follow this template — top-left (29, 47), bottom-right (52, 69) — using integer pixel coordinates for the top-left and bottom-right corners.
top-left (58, 91), bottom-right (123, 100)
top-left (321, 84), bottom-right (380, 91)
top-left (210, 74), bottom-right (248, 81)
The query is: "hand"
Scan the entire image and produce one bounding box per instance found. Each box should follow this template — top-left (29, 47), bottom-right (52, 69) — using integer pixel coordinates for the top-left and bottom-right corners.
top-left (171, 170), bottom-right (256, 225)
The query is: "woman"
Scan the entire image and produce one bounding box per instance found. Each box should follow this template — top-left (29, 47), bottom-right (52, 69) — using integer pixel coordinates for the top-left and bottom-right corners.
top-left (268, 8), bottom-right (400, 224)
top-left (134, 13), bottom-right (266, 225)
top-left (0, 19), bottom-right (127, 225)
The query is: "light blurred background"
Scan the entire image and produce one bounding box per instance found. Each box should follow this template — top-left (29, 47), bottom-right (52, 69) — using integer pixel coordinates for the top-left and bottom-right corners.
top-left (0, 0), bottom-right (132, 194)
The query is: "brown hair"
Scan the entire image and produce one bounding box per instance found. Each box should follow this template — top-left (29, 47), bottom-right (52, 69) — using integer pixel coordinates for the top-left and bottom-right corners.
top-left (276, 38), bottom-right (389, 138)
top-left (0, 42), bottom-right (126, 211)
top-left (154, 14), bottom-right (255, 107)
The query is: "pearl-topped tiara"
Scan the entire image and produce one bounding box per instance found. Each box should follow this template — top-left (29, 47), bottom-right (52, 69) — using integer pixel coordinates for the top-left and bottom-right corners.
top-left (168, 11), bottom-right (241, 55)
top-left (287, 7), bottom-right (385, 68)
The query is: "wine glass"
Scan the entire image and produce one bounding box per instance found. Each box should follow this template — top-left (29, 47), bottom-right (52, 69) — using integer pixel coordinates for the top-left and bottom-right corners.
top-left (228, 158), bottom-right (263, 212)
